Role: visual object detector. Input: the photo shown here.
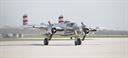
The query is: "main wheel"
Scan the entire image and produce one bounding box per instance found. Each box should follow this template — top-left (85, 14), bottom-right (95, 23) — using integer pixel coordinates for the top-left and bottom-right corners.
top-left (70, 37), bottom-right (73, 39)
top-left (75, 41), bottom-right (77, 45)
top-left (75, 38), bottom-right (82, 45)
top-left (44, 38), bottom-right (49, 45)
top-left (77, 38), bottom-right (82, 45)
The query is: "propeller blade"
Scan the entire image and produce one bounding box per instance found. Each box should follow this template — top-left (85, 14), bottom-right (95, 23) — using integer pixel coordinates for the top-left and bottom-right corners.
top-left (81, 22), bottom-right (89, 41)
top-left (48, 21), bottom-right (53, 27)
top-left (90, 29), bottom-right (97, 31)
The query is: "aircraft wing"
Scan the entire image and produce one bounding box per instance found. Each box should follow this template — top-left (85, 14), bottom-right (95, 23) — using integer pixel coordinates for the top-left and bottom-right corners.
top-left (23, 24), bottom-right (48, 30)
top-left (22, 15), bottom-right (48, 30)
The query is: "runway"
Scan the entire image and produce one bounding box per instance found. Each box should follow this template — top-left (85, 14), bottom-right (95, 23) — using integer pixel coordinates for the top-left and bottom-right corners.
top-left (0, 38), bottom-right (128, 58)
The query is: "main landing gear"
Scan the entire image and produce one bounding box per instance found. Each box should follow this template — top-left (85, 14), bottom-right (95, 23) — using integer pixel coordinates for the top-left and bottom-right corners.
top-left (43, 37), bottom-right (82, 46)
top-left (43, 28), bottom-right (83, 46)
top-left (44, 28), bottom-right (56, 45)
top-left (44, 38), bottom-right (49, 45)
top-left (75, 38), bottom-right (82, 45)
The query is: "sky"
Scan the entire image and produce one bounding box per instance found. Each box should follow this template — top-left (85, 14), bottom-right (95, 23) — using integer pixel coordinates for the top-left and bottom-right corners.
top-left (0, 0), bottom-right (128, 30)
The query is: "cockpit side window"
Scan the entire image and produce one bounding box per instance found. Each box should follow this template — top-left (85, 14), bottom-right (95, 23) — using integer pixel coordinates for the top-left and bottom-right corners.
top-left (64, 21), bottom-right (70, 23)
top-left (66, 23), bottom-right (77, 27)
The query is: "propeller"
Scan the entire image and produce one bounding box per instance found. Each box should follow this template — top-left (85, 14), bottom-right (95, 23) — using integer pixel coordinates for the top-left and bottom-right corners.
top-left (81, 22), bottom-right (97, 41)
top-left (81, 22), bottom-right (89, 34)
top-left (81, 22), bottom-right (89, 41)
top-left (47, 21), bottom-right (57, 40)
top-left (48, 21), bottom-right (53, 27)
top-left (47, 21), bottom-right (57, 34)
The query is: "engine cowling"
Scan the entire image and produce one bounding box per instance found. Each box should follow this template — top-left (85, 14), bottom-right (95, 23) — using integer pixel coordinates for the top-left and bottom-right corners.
top-left (51, 28), bottom-right (57, 34)
top-left (82, 27), bottom-right (89, 34)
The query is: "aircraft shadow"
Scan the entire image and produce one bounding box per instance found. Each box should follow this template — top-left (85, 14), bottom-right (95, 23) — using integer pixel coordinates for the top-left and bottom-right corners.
top-left (0, 44), bottom-right (74, 46)
top-left (0, 43), bottom-right (101, 46)
top-left (26, 44), bottom-right (74, 46)
top-left (0, 44), bottom-right (43, 46)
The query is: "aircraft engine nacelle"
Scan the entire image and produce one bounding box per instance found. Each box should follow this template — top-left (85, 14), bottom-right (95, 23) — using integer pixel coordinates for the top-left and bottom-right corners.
top-left (82, 28), bottom-right (89, 34)
top-left (51, 28), bottom-right (57, 34)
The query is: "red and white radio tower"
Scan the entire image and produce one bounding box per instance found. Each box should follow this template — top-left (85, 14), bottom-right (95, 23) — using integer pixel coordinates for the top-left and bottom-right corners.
top-left (58, 15), bottom-right (64, 23)
top-left (23, 14), bottom-right (28, 25)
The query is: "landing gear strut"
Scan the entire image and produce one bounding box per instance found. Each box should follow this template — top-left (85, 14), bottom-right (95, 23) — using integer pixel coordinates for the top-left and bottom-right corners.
top-left (44, 28), bottom-right (57, 45)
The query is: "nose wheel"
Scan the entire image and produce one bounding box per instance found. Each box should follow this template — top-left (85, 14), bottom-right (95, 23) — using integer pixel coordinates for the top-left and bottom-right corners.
top-left (75, 38), bottom-right (82, 45)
